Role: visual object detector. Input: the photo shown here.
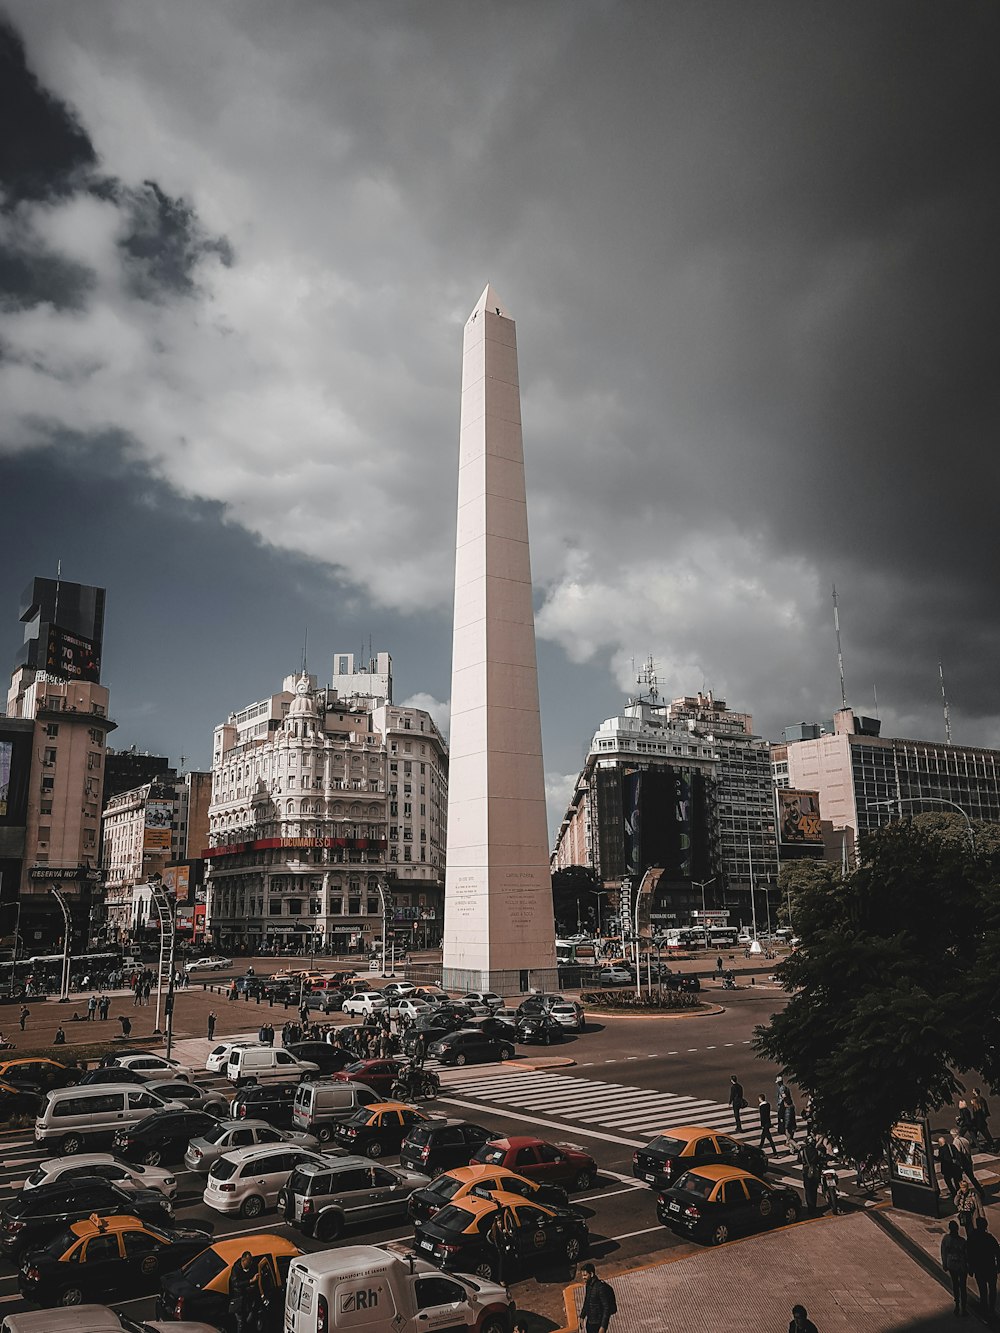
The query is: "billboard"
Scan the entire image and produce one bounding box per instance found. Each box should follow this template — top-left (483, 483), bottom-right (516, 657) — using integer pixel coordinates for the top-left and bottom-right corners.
top-left (0, 742), bottom-right (10, 819)
top-left (888, 1117), bottom-right (935, 1189)
top-left (143, 800), bottom-right (173, 851)
top-left (44, 624), bottom-right (101, 683)
top-left (777, 790), bottom-right (823, 845)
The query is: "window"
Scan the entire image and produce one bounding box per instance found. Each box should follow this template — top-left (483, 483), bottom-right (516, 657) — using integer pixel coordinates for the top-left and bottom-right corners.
top-left (348, 897), bottom-right (361, 915)
top-left (87, 751), bottom-right (101, 770)
top-left (123, 1230), bottom-right (161, 1257)
top-left (44, 723), bottom-right (59, 738)
top-left (269, 900), bottom-right (283, 915)
top-left (37, 826), bottom-right (50, 843)
top-left (85, 1234), bottom-right (121, 1263)
top-left (288, 900), bottom-right (303, 915)
top-left (366, 898), bottom-right (379, 915)
top-left (415, 1276), bottom-right (468, 1309)
top-left (44, 747), bottom-right (57, 765)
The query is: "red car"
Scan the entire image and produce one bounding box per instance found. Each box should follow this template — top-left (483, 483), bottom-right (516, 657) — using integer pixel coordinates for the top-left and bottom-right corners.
top-left (331, 1059), bottom-right (405, 1096)
top-left (471, 1136), bottom-right (598, 1191)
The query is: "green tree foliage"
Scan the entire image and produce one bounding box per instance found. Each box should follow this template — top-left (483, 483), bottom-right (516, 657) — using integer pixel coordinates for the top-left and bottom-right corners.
top-left (754, 814), bottom-right (1000, 1161)
top-left (551, 865), bottom-right (601, 935)
top-left (776, 860), bottom-right (842, 927)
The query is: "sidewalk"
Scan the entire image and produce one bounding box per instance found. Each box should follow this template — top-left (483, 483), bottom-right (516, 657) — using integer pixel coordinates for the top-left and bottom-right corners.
top-left (560, 1212), bottom-right (961, 1333)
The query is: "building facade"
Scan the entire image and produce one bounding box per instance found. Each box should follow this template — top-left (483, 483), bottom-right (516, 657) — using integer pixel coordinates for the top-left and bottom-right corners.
top-left (205, 664), bottom-right (447, 956)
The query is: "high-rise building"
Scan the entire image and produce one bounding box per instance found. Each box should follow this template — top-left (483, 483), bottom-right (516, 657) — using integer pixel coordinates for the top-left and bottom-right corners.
top-left (205, 664), bottom-right (447, 955)
top-left (553, 690), bottom-right (779, 931)
top-left (785, 706), bottom-right (1000, 861)
top-left (5, 578), bottom-right (114, 949)
top-left (103, 747), bottom-right (176, 806)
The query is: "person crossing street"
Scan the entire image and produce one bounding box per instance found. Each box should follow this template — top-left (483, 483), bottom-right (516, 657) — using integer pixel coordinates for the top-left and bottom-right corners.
top-left (728, 1075), bottom-right (745, 1132)
top-left (758, 1093), bottom-right (777, 1154)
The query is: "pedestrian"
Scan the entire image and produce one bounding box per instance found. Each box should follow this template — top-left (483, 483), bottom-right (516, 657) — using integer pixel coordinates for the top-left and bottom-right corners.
top-left (970, 1088), bottom-right (992, 1149)
top-left (579, 1262), bottom-right (615, 1333)
top-left (99, 994), bottom-right (110, 1020)
top-left (228, 1250), bottom-right (261, 1333)
top-left (788, 1305), bottom-right (819, 1333)
top-left (132, 983), bottom-right (142, 1007)
top-left (968, 1216), bottom-right (1000, 1316)
top-left (87, 995), bottom-right (97, 1022)
top-left (53, 1025), bottom-right (66, 1045)
top-left (938, 1135), bottom-right (962, 1196)
top-left (264, 1023), bottom-right (274, 1047)
top-left (941, 1219), bottom-right (970, 1316)
top-left (954, 1178), bottom-right (983, 1238)
top-left (957, 1101), bottom-right (976, 1142)
top-left (775, 1073), bottom-right (787, 1105)
top-left (18, 1006), bottom-right (28, 1031)
top-left (728, 1075), bottom-right (745, 1132)
top-left (716, 955), bottom-right (724, 975)
top-left (758, 1094), bottom-right (777, 1155)
top-left (258, 1022), bottom-right (268, 1045)
top-left (207, 1011), bottom-right (217, 1040)
top-left (798, 1135), bottom-right (823, 1214)
top-left (780, 1088), bottom-right (797, 1146)
top-left (951, 1128), bottom-right (981, 1193)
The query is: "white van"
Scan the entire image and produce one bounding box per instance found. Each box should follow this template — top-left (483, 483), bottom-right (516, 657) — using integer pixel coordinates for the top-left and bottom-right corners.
top-left (284, 1245), bottom-right (513, 1333)
top-left (34, 1084), bottom-right (181, 1156)
top-left (291, 1080), bottom-right (381, 1143)
top-left (227, 1045), bottom-right (320, 1086)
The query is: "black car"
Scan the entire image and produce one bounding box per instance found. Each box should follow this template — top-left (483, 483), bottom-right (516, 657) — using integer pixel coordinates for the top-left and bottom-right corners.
top-left (285, 1042), bottom-right (355, 1076)
top-left (515, 1014), bottom-right (566, 1045)
top-left (428, 1029), bottom-right (515, 1067)
top-left (401, 1023), bottom-right (453, 1058)
top-left (422, 1004), bottom-right (474, 1029)
top-left (77, 1066), bottom-right (149, 1086)
top-left (399, 1119), bottom-right (495, 1175)
top-left (18, 1214), bottom-right (210, 1309)
top-left (230, 1081), bottom-right (300, 1128)
top-left (0, 1176), bottom-right (171, 1259)
top-left (463, 1016), bottom-right (518, 1042)
top-left (158, 1240), bottom-right (299, 1328)
top-left (113, 1108), bottom-right (219, 1166)
top-left (657, 1165), bottom-right (799, 1246)
top-left (632, 1129), bottom-right (768, 1191)
top-left (0, 1079), bottom-right (42, 1120)
top-left (516, 994), bottom-right (564, 1017)
top-left (0, 1059), bottom-right (82, 1094)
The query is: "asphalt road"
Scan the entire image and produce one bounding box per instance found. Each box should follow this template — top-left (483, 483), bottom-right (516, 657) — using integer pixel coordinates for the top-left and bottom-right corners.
top-left (0, 975), bottom-right (805, 1325)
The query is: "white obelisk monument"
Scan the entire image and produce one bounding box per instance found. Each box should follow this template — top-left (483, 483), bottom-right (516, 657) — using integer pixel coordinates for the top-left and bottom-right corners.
top-left (442, 285), bottom-right (557, 994)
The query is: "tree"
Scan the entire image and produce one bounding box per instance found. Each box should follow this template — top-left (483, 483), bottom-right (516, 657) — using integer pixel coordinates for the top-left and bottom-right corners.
top-left (753, 815), bottom-right (1000, 1162)
top-left (551, 865), bottom-right (601, 935)
top-left (776, 859), bottom-right (842, 927)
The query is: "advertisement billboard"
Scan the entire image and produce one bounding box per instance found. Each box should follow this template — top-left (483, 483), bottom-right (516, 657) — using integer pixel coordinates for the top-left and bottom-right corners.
top-left (888, 1118), bottom-right (935, 1189)
top-left (0, 742), bottom-right (10, 819)
top-left (143, 800), bottom-right (173, 851)
top-left (777, 790), bottom-right (823, 845)
top-left (44, 624), bottom-right (101, 683)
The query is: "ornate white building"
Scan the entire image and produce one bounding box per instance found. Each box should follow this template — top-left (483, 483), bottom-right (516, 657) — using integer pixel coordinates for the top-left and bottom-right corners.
top-left (205, 668), bottom-right (446, 955)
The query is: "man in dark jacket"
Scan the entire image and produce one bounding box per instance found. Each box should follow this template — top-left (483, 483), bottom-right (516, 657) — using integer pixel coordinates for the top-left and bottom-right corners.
top-left (758, 1094), bottom-right (777, 1154)
top-left (967, 1216), bottom-right (1000, 1315)
top-left (788, 1304), bottom-right (819, 1333)
top-left (798, 1136), bottom-right (824, 1213)
top-left (580, 1263), bottom-right (614, 1333)
top-left (942, 1220), bottom-right (970, 1315)
top-left (728, 1075), bottom-right (745, 1132)
top-left (229, 1250), bottom-right (261, 1333)
top-left (937, 1135), bottom-right (962, 1195)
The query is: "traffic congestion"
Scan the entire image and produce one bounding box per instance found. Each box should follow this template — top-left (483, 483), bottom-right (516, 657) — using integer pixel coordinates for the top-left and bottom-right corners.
top-left (0, 953), bottom-right (823, 1331)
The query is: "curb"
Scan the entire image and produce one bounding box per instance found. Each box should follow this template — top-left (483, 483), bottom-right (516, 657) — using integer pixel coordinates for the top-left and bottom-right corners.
top-left (582, 1003), bottom-right (726, 1021)
top-left (504, 1056), bottom-right (577, 1072)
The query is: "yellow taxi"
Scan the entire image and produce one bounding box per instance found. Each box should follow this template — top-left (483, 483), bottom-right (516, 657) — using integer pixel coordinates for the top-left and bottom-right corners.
top-left (0, 1058), bottom-right (77, 1093)
top-left (157, 1233), bottom-right (300, 1325)
top-left (17, 1213), bottom-right (210, 1308)
top-left (632, 1123), bottom-right (769, 1189)
top-left (408, 1163), bottom-right (570, 1221)
top-left (413, 1188), bottom-right (589, 1281)
top-left (330, 1100), bottom-right (430, 1157)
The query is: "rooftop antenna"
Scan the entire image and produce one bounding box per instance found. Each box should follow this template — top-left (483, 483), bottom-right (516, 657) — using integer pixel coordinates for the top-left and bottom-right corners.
top-left (832, 583), bottom-right (848, 709)
top-left (939, 661), bottom-right (952, 744)
top-left (873, 683), bottom-right (879, 719)
top-left (54, 557), bottom-right (62, 626)
top-left (301, 628), bottom-right (308, 676)
top-left (636, 655), bottom-right (659, 704)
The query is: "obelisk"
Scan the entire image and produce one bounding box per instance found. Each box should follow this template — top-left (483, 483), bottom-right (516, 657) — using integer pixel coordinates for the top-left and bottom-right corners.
top-left (442, 285), bottom-right (557, 994)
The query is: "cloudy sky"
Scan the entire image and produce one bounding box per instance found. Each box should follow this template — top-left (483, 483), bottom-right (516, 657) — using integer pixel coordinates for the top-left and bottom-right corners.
top-left (2, 1), bottom-right (999, 838)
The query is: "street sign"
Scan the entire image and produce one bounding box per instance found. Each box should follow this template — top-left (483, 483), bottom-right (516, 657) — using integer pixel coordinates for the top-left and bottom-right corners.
top-left (692, 910), bottom-right (730, 920)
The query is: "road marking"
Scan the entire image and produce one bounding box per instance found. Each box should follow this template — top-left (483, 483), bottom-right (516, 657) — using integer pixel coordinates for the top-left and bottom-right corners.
top-left (578, 1185), bottom-right (647, 1203)
top-left (610, 1225), bottom-right (664, 1242)
top-left (438, 1097), bottom-right (645, 1149)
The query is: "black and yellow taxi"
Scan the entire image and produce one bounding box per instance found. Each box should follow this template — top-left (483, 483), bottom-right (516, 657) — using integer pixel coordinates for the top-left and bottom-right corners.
top-left (0, 1057), bottom-right (79, 1094)
top-left (632, 1124), bottom-right (768, 1190)
top-left (330, 1100), bottom-right (431, 1158)
top-left (157, 1232), bottom-right (301, 1326)
top-left (412, 1189), bottom-right (588, 1282)
top-left (18, 1213), bottom-right (211, 1307)
top-left (408, 1162), bottom-right (569, 1221)
top-left (657, 1164), bottom-right (800, 1246)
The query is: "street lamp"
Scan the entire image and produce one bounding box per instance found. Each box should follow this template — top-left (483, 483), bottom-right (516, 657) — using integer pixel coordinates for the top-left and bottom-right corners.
top-left (374, 881), bottom-right (392, 977)
top-left (49, 888), bottom-right (72, 1002)
top-left (148, 878), bottom-right (176, 1043)
top-left (588, 889), bottom-right (607, 940)
top-left (692, 878), bottom-right (717, 925)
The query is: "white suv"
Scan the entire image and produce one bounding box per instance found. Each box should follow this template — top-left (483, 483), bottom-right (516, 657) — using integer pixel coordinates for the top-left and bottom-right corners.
top-left (113, 1054), bottom-right (193, 1082)
top-left (184, 955), bottom-right (232, 972)
top-left (341, 991), bottom-right (387, 1016)
top-left (203, 1142), bottom-right (332, 1218)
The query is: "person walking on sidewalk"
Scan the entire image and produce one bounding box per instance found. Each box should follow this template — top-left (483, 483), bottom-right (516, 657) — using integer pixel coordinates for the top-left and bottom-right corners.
top-left (951, 1128), bottom-right (981, 1194)
top-left (788, 1304), bottom-right (819, 1333)
top-left (207, 1011), bottom-right (217, 1040)
top-left (968, 1216), bottom-right (1000, 1316)
top-left (938, 1136), bottom-right (962, 1197)
top-left (87, 995), bottom-right (97, 1022)
top-left (954, 1178), bottom-right (983, 1238)
top-left (18, 1006), bottom-right (29, 1031)
top-left (970, 1089), bottom-right (992, 1149)
top-left (758, 1094), bottom-right (777, 1154)
top-left (942, 1219), bottom-right (970, 1316)
top-left (729, 1076), bottom-right (745, 1132)
top-left (579, 1263), bottom-right (615, 1333)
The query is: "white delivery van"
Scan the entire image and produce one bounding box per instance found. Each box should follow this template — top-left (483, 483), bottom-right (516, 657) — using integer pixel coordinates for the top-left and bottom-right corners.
top-left (284, 1245), bottom-right (513, 1333)
top-left (227, 1046), bottom-right (320, 1086)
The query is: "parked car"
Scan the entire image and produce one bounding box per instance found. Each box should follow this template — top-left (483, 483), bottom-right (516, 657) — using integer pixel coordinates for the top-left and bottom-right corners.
top-left (23, 1153), bottom-right (178, 1200)
top-left (75, 1067), bottom-right (149, 1087)
top-left (381, 982), bottom-right (416, 999)
top-left (184, 1118), bottom-right (318, 1175)
top-left (203, 1143), bottom-right (332, 1218)
top-left (277, 1156), bottom-right (430, 1240)
top-left (156, 1234), bottom-right (301, 1328)
top-left (0, 1080), bottom-right (42, 1120)
top-left (229, 1082), bottom-right (302, 1129)
top-left (284, 1042), bottom-right (355, 1076)
top-left (515, 1013), bottom-right (566, 1045)
top-left (386, 998), bottom-right (431, 1021)
top-left (460, 992), bottom-right (504, 1011)
top-left (549, 1001), bottom-right (586, 1031)
top-left (17, 1213), bottom-right (210, 1309)
top-left (428, 1029), bottom-right (515, 1067)
top-left (408, 1163), bottom-right (569, 1222)
top-left (399, 1119), bottom-right (495, 1176)
top-left (341, 992), bottom-right (388, 1016)
top-left (113, 1108), bottom-right (220, 1167)
top-left (111, 1055), bottom-right (193, 1083)
top-left (142, 1081), bottom-right (227, 1116)
top-left (657, 1164), bottom-right (800, 1245)
top-left (0, 1059), bottom-right (80, 1095)
top-left (0, 1177), bottom-right (172, 1260)
top-left (412, 1191), bottom-right (588, 1282)
top-left (330, 1102), bottom-right (430, 1159)
top-left (516, 994), bottom-right (564, 1016)
top-left (633, 1125), bottom-right (769, 1191)
top-left (204, 1041), bottom-right (254, 1074)
top-left (471, 1136), bottom-right (598, 1191)
top-left (226, 1046), bottom-right (320, 1086)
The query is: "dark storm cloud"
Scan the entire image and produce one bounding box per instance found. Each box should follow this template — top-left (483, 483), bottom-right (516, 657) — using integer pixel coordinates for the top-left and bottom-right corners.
top-left (116, 179), bottom-right (233, 301)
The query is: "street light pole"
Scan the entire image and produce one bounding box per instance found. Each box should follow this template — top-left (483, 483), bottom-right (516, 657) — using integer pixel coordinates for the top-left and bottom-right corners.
top-left (50, 888), bottom-right (72, 1002)
top-left (692, 878), bottom-right (717, 925)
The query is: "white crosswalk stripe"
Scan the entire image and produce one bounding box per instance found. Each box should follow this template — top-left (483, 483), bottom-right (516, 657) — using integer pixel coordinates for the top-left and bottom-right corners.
top-left (442, 1069), bottom-right (856, 1181)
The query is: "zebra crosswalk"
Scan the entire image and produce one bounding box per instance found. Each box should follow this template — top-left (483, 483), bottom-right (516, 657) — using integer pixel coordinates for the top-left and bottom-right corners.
top-left (440, 1068), bottom-right (842, 1182)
